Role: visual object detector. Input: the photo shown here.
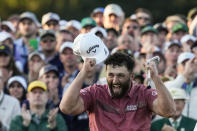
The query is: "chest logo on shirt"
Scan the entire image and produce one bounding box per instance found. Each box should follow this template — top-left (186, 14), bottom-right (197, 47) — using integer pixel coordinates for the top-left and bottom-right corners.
top-left (125, 101), bottom-right (147, 112)
top-left (126, 105), bottom-right (137, 111)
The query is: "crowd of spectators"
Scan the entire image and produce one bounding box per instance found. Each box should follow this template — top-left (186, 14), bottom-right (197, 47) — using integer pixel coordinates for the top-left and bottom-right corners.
top-left (1, 3), bottom-right (197, 131)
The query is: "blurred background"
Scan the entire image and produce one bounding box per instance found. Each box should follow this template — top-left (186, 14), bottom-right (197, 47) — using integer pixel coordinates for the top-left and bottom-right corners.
top-left (1, 0), bottom-right (197, 23)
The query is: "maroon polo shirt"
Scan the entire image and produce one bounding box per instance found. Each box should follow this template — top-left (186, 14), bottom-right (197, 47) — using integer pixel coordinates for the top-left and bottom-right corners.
top-left (80, 83), bottom-right (158, 131)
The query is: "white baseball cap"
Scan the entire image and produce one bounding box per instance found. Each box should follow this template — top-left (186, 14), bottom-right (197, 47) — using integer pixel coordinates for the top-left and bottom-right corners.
top-left (73, 33), bottom-right (109, 64)
top-left (0, 31), bottom-right (12, 42)
top-left (90, 26), bottom-right (107, 38)
top-left (177, 52), bottom-right (195, 64)
top-left (130, 14), bottom-right (137, 20)
top-left (104, 3), bottom-right (124, 17)
top-left (59, 20), bottom-right (68, 31)
top-left (59, 41), bottom-right (73, 53)
top-left (1, 21), bottom-right (16, 32)
top-left (42, 12), bottom-right (60, 25)
top-left (28, 51), bottom-right (45, 61)
top-left (20, 11), bottom-right (40, 27)
top-left (66, 20), bottom-right (81, 30)
top-left (164, 40), bottom-right (181, 51)
top-left (180, 34), bottom-right (196, 44)
top-left (7, 76), bottom-right (27, 90)
top-left (167, 87), bottom-right (188, 100)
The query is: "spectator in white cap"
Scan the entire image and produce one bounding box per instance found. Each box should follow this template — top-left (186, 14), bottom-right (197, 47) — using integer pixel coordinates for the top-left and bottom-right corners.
top-left (7, 76), bottom-right (27, 105)
top-left (181, 34), bottom-right (196, 52)
top-left (59, 19), bottom-right (67, 30)
top-left (1, 21), bottom-right (16, 37)
top-left (135, 8), bottom-right (152, 28)
top-left (91, 7), bottom-right (104, 27)
top-left (42, 12), bottom-right (60, 32)
top-left (56, 29), bottom-right (74, 52)
top-left (65, 20), bottom-right (81, 38)
top-left (90, 26), bottom-right (107, 43)
top-left (59, 42), bottom-right (79, 94)
top-left (7, 14), bottom-right (20, 32)
top-left (14, 11), bottom-right (40, 72)
top-left (164, 40), bottom-right (182, 68)
top-left (151, 87), bottom-right (196, 131)
top-left (28, 51), bottom-right (45, 82)
top-left (163, 52), bottom-right (197, 120)
top-left (164, 52), bottom-right (196, 93)
top-left (0, 31), bottom-right (14, 52)
top-left (103, 3), bottom-right (125, 31)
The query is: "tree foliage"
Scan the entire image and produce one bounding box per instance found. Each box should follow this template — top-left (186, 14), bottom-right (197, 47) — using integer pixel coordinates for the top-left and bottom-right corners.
top-left (0, 0), bottom-right (197, 23)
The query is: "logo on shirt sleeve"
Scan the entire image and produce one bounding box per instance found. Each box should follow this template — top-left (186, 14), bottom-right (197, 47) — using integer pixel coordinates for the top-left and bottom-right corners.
top-left (151, 91), bottom-right (158, 96)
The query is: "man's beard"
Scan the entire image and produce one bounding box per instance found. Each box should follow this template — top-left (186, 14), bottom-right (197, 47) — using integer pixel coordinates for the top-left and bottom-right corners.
top-left (108, 78), bottom-right (131, 99)
top-left (24, 31), bottom-right (35, 38)
top-left (44, 49), bottom-right (55, 54)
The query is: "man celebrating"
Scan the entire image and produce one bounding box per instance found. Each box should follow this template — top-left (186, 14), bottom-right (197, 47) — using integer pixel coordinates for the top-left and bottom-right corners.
top-left (60, 48), bottom-right (175, 130)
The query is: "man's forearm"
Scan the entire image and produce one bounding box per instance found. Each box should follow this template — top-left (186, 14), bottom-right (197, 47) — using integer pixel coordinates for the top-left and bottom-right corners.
top-left (60, 71), bottom-right (86, 114)
top-left (152, 75), bottom-right (176, 117)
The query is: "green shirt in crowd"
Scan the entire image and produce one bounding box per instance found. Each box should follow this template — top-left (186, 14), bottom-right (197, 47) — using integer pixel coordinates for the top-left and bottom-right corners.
top-left (9, 110), bottom-right (68, 131)
top-left (151, 115), bottom-right (196, 131)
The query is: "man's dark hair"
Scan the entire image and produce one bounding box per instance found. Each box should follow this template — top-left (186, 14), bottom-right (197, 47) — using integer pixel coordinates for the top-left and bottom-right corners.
top-left (104, 52), bottom-right (135, 72)
top-left (106, 28), bottom-right (119, 36)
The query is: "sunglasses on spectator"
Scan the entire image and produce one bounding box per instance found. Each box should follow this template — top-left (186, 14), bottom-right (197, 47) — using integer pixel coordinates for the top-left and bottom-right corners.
top-left (20, 20), bottom-right (33, 26)
top-left (46, 21), bottom-right (58, 26)
top-left (137, 16), bottom-right (150, 21)
top-left (127, 25), bottom-right (139, 30)
top-left (41, 38), bottom-right (55, 43)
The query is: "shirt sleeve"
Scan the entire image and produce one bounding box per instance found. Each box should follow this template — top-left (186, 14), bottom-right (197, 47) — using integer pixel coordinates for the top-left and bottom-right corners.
top-left (145, 88), bottom-right (158, 111)
top-left (80, 84), bottom-right (98, 112)
top-left (13, 99), bottom-right (21, 116)
top-left (9, 115), bottom-right (27, 131)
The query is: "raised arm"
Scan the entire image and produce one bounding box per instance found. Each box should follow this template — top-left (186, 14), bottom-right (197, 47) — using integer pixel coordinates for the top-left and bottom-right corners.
top-left (146, 62), bottom-right (176, 117)
top-left (59, 58), bottom-right (96, 115)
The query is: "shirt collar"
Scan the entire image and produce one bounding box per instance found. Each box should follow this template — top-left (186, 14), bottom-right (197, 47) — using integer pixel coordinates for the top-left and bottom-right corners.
top-left (0, 91), bottom-right (4, 101)
top-left (169, 116), bottom-right (182, 127)
top-left (0, 91), bottom-right (4, 105)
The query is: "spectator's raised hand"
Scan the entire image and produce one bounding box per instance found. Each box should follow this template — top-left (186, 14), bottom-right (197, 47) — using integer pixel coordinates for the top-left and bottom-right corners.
top-left (47, 108), bottom-right (58, 129)
top-left (61, 73), bottom-right (72, 88)
top-left (21, 104), bottom-right (31, 127)
top-left (32, 62), bottom-right (44, 73)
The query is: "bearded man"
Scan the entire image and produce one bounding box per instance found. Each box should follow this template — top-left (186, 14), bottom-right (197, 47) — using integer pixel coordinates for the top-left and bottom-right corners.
top-left (60, 52), bottom-right (175, 131)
